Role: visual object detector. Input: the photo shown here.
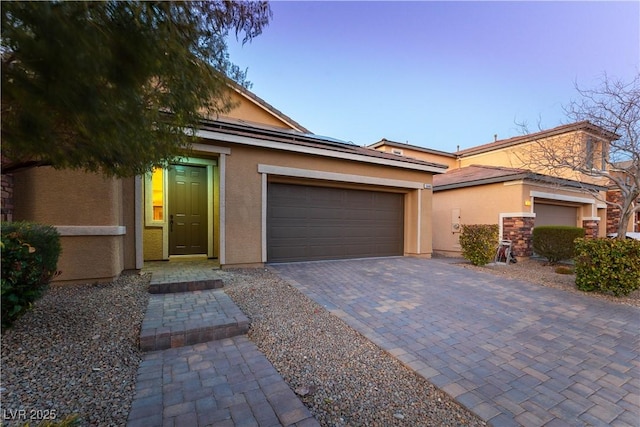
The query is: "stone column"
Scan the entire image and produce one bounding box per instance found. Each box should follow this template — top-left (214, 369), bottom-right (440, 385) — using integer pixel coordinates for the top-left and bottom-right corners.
top-left (502, 216), bottom-right (535, 257)
top-left (1, 174), bottom-right (13, 222)
top-left (582, 219), bottom-right (600, 239)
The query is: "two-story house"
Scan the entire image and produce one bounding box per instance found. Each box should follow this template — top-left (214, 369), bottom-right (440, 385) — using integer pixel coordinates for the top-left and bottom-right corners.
top-left (370, 121), bottom-right (617, 257)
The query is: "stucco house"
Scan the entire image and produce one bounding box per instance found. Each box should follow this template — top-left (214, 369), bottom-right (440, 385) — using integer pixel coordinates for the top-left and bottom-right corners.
top-left (370, 122), bottom-right (617, 257)
top-left (8, 86), bottom-right (447, 283)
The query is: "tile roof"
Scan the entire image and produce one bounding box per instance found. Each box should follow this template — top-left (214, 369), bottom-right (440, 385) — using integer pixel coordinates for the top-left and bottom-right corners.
top-left (433, 165), bottom-right (528, 188)
top-left (433, 164), bottom-right (608, 192)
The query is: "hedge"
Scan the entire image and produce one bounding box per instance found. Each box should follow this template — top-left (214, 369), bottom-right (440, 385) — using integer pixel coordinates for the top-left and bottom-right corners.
top-left (459, 224), bottom-right (499, 266)
top-left (1, 221), bottom-right (61, 329)
top-left (532, 226), bottom-right (585, 264)
top-left (574, 237), bottom-right (640, 296)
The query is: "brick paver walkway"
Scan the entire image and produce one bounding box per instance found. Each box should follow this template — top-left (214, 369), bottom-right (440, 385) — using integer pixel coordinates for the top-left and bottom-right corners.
top-left (127, 260), bottom-right (319, 427)
top-left (273, 257), bottom-right (640, 427)
top-left (128, 336), bottom-right (317, 427)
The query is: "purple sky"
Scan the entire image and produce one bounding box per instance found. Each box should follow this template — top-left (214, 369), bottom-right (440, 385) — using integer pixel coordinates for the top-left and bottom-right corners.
top-left (228, 1), bottom-right (639, 152)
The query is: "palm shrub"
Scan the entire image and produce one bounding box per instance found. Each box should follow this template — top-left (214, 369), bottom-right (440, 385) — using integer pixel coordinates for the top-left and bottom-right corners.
top-left (459, 224), bottom-right (499, 266)
top-left (1, 221), bottom-right (61, 329)
top-left (532, 226), bottom-right (584, 264)
top-left (574, 237), bottom-right (640, 296)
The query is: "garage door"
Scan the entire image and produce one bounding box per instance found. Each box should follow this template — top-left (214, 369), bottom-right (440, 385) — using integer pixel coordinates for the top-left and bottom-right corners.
top-left (534, 203), bottom-right (578, 227)
top-left (267, 183), bottom-right (404, 262)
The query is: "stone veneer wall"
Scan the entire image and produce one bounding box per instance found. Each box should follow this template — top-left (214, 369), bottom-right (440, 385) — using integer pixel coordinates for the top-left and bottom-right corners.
top-left (502, 216), bottom-right (535, 257)
top-left (582, 220), bottom-right (600, 239)
top-left (1, 174), bottom-right (13, 222)
top-left (607, 189), bottom-right (640, 234)
top-left (606, 190), bottom-right (621, 234)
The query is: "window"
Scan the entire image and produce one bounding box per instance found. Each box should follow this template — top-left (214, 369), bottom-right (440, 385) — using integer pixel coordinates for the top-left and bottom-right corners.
top-left (585, 137), bottom-right (594, 169)
top-left (145, 168), bottom-right (165, 225)
top-left (392, 148), bottom-right (403, 156)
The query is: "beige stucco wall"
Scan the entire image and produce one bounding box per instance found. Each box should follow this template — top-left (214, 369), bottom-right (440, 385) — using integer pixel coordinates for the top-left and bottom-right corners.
top-left (13, 167), bottom-right (126, 282)
top-left (221, 143), bottom-right (435, 266)
top-left (458, 131), bottom-right (609, 187)
top-left (221, 90), bottom-right (298, 130)
top-left (143, 227), bottom-right (164, 260)
top-left (433, 182), bottom-right (525, 255)
top-left (433, 180), bottom-right (606, 256)
top-left (55, 236), bottom-right (124, 283)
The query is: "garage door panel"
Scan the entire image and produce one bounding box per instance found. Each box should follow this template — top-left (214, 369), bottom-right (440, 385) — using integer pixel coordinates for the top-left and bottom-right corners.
top-left (534, 203), bottom-right (578, 227)
top-left (267, 183), bottom-right (404, 262)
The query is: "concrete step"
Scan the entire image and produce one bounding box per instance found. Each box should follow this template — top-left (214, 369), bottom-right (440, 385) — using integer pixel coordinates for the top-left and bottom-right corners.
top-left (139, 289), bottom-right (249, 352)
top-left (148, 278), bottom-right (223, 294)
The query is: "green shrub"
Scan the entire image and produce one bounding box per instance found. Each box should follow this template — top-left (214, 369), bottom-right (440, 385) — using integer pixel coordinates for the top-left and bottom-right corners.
top-left (1, 221), bottom-right (61, 329)
top-left (532, 226), bottom-right (585, 264)
top-left (459, 224), bottom-right (499, 266)
top-left (574, 238), bottom-right (640, 296)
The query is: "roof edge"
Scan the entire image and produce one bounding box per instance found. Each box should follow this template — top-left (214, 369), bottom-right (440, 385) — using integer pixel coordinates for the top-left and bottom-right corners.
top-left (368, 139), bottom-right (457, 158)
top-left (456, 121), bottom-right (620, 158)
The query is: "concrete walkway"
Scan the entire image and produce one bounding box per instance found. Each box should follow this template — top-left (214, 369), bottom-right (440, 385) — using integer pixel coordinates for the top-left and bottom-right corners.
top-left (273, 257), bottom-right (640, 427)
top-left (127, 260), bottom-right (318, 427)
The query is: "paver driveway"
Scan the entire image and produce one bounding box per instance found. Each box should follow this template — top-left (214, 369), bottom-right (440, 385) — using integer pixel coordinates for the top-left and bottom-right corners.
top-left (273, 257), bottom-right (640, 427)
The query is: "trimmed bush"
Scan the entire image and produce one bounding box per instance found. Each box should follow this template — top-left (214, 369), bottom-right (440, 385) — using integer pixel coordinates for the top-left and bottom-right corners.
top-left (1, 221), bottom-right (61, 329)
top-left (574, 237), bottom-right (640, 296)
top-left (532, 226), bottom-right (585, 264)
top-left (459, 224), bottom-right (499, 266)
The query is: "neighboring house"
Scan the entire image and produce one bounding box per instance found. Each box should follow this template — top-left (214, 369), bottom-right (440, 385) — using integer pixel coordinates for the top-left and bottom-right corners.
top-left (10, 86), bottom-right (448, 283)
top-left (370, 122), bottom-right (616, 257)
top-left (606, 160), bottom-right (640, 235)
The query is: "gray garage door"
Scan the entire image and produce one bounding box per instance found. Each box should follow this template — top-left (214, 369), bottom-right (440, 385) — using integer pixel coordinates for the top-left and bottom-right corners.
top-left (267, 183), bottom-right (404, 262)
top-left (534, 203), bottom-right (578, 227)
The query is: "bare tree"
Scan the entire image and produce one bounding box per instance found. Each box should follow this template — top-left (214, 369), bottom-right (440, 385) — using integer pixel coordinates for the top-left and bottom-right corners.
top-left (518, 74), bottom-right (639, 239)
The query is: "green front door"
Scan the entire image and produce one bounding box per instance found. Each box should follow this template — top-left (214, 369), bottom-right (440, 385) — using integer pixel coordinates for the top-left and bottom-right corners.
top-left (169, 164), bottom-right (208, 255)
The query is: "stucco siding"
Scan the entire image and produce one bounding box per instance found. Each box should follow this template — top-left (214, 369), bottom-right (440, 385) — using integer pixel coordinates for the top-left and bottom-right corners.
top-left (55, 235), bottom-right (123, 283)
top-left (221, 143), bottom-right (435, 266)
top-left (13, 167), bottom-right (126, 282)
top-left (14, 167), bottom-right (121, 226)
top-left (143, 227), bottom-right (164, 260)
top-left (432, 182), bottom-right (525, 255)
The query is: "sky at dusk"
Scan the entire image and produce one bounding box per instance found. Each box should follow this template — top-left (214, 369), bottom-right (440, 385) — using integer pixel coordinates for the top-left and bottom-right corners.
top-left (228, 1), bottom-right (640, 152)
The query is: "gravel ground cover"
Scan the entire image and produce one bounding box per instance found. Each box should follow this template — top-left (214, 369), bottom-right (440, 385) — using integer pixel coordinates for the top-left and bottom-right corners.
top-left (458, 257), bottom-right (640, 307)
top-left (0, 272), bottom-right (150, 427)
top-left (2, 257), bottom-right (635, 427)
top-left (224, 268), bottom-right (486, 427)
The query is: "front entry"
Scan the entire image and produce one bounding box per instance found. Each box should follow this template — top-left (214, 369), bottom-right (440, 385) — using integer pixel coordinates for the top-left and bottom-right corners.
top-left (169, 164), bottom-right (208, 255)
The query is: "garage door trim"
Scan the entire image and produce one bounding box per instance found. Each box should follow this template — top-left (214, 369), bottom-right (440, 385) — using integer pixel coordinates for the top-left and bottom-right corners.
top-left (258, 164), bottom-right (426, 189)
top-left (260, 164), bottom-right (428, 262)
top-left (266, 183), bottom-right (405, 262)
